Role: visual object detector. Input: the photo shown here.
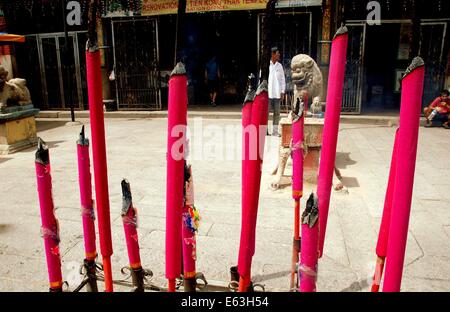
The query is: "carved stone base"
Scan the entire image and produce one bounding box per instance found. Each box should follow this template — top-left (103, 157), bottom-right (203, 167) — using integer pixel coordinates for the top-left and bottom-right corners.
top-left (0, 105), bottom-right (39, 155)
top-left (271, 117), bottom-right (324, 188)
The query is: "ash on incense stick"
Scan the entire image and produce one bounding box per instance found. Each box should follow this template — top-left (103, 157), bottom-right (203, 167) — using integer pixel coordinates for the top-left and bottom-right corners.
top-left (77, 125), bottom-right (89, 146)
top-left (302, 193), bottom-right (319, 228)
top-left (35, 138), bottom-right (49, 165)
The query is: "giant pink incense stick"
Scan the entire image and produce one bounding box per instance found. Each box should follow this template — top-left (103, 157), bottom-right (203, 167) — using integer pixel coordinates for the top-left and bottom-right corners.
top-left (230, 80), bottom-right (255, 285)
top-left (237, 0), bottom-right (275, 292)
top-left (242, 97), bottom-right (254, 203)
top-left (317, 26), bottom-right (349, 257)
top-left (290, 92), bottom-right (308, 290)
top-left (249, 83), bottom-right (269, 257)
top-left (86, 44), bottom-right (113, 292)
top-left (383, 57), bottom-right (424, 292)
top-left (166, 62), bottom-right (188, 292)
top-left (85, 0), bottom-right (113, 292)
top-left (372, 129), bottom-right (399, 292)
top-left (75, 126), bottom-right (99, 292)
top-left (121, 180), bottom-right (141, 270)
top-left (76, 126), bottom-right (97, 262)
top-left (299, 193), bottom-right (319, 292)
top-left (242, 78), bottom-right (255, 206)
top-left (35, 139), bottom-right (63, 292)
top-left (182, 164), bottom-right (200, 292)
top-left (238, 81), bottom-right (269, 292)
top-left (121, 179), bottom-right (147, 292)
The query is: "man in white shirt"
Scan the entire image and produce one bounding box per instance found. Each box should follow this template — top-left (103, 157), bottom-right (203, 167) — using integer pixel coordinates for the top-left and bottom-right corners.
top-left (268, 47), bottom-right (286, 136)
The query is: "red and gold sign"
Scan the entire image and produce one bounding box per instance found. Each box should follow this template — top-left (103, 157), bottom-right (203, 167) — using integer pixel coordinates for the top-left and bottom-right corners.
top-left (142, 0), bottom-right (268, 16)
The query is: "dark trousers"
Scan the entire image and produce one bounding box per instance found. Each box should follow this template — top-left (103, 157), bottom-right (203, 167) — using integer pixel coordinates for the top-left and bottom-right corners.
top-left (269, 98), bottom-right (281, 134)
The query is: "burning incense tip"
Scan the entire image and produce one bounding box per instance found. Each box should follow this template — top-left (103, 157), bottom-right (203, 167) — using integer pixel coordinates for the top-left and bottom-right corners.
top-left (37, 137), bottom-right (46, 151)
top-left (403, 57), bottom-right (425, 79)
top-left (171, 62), bottom-right (186, 76)
top-left (121, 179), bottom-right (132, 215)
top-left (35, 138), bottom-right (49, 165)
top-left (77, 125), bottom-right (89, 146)
top-left (292, 98), bottom-right (304, 122)
top-left (302, 193), bottom-right (319, 228)
top-left (243, 73), bottom-right (256, 105)
top-left (255, 80), bottom-right (268, 95)
top-left (333, 25), bottom-right (349, 39)
top-left (244, 90), bottom-right (256, 104)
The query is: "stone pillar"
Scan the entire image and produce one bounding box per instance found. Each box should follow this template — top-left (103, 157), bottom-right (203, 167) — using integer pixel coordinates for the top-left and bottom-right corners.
top-left (97, 11), bottom-right (112, 108)
top-left (318, 0), bottom-right (332, 100)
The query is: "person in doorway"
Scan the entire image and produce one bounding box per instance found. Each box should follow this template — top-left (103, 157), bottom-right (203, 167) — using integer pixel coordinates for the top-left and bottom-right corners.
top-left (205, 56), bottom-right (220, 107)
top-left (268, 47), bottom-right (286, 136)
top-left (424, 89), bottom-right (450, 129)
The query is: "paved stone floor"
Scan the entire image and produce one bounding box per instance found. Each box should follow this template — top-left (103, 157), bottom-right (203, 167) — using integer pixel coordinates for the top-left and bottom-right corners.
top-left (0, 117), bottom-right (449, 292)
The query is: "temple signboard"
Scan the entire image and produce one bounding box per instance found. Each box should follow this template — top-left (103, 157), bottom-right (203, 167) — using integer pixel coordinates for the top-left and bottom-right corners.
top-left (141, 0), bottom-right (321, 16)
top-left (142, 0), bottom-right (267, 16)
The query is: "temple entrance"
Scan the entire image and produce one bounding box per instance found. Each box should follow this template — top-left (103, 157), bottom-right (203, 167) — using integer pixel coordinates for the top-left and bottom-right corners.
top-left (363, 23), bottom-right (407, 112)
top-left (166, 10), bottom-right (314, 107)
top-left (178, 12), bottom-right (258, 106)
top-left (258, 12), bottom-right (313, 112)
top-left (258, 12), bottom-right (313, 67)
top-left (348, 20), bottom-right (448, 113)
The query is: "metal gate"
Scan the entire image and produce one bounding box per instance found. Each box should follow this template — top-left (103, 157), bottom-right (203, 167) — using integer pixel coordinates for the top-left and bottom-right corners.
top-left (16, 32), bottom-right (86, 110)
top-left (343, 21), bottom-right (448, 113)
top-left (258, 12), bottom-right (312, 113)
top-left (112, 18), bottom-right (161, 110)
top-left (342, 23), bottom-right (366, 114)
top-left (419, 22), bottom-right (447, 107)
top-left (257, 12), bottom-right (312, 65)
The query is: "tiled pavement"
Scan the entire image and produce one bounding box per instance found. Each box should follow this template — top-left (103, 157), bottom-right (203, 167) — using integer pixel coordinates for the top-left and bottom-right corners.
top-left (0, 118), bottom-right (449, 291)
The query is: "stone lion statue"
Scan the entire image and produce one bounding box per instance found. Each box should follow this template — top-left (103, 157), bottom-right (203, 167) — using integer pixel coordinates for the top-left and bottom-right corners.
top-left (0, 65), bottom-right (32, 110)
top-left (271, 54), bottom-right (323, 190)
top-left (290, 54), bottom-right (323, 114)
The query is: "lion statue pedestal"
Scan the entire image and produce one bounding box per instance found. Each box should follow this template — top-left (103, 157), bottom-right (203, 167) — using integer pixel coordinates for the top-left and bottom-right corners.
top-left (271, 117), bottom-right (324, 189)
top-left (0, 66), bottom-right (39, 155)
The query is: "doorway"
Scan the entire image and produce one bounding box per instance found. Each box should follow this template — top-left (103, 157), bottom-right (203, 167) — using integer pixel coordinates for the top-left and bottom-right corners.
top-left (111, 18), bottom-right (161, 110)
top-left (258, 12), bottom-right (313, 112)
top-left (258, 12), bottom-right (312, 67)
top-left (346, 21), bottom-right (448, 113)
top-left (420, 22), bottom-right (448, 107)
top-left (363, 23), bottom-right (408, 112)
top-left (342, 23), bottom-right (366, 114)
top-left (15, 32), bottom-right (87, 110)
top-left (178, 12), bottom-right (258, 106)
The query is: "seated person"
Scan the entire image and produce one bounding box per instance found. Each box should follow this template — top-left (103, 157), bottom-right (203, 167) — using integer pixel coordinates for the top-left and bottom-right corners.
top-left (424, 89), bottom-right (450, 129)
